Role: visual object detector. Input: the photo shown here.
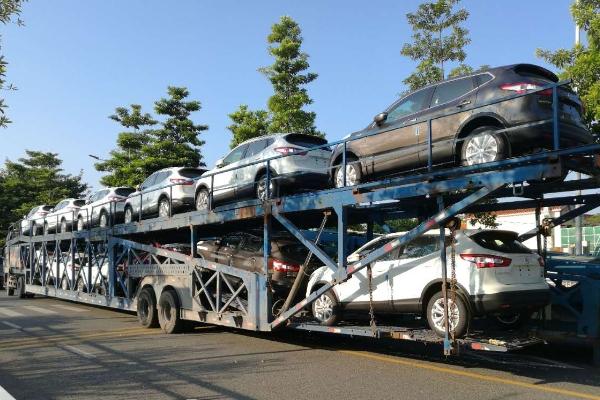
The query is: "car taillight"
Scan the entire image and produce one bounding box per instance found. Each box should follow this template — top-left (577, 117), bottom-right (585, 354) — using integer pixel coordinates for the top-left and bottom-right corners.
top-left (271, 259), bottom-right (301, 273)
top-left (170, 178), bottom-right (194, 185)
top-left (500, 82), bottom-right (552, 96)
top-left (107, 196), bottom-right (122, 202)
top-left (274, 147), bottom-right (306, 156)
top-left (460, 253), bottom-right (512, 268)
top-left (538, 256), bottom-right (545, 267)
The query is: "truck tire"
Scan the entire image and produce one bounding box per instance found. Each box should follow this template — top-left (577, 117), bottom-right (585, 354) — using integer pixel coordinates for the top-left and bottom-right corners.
top-left (16, 276), bottom-right (26, 299)
top-left (158, 289), bottom-right (183, 334)
top-left (7, 288), bottom-right (14, 296)
top-left (137, 287), bottom-right (159, 328)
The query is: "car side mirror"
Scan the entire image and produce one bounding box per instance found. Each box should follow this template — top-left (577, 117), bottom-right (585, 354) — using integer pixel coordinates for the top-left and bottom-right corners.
top-left (374, 112), bottom-right (388, 126)
top-left (215, 158), bottom-right (225, 168)
top-left (347, 253), bottom-right (360, 263)
top-left (136, 185), bottom-right (141, 191)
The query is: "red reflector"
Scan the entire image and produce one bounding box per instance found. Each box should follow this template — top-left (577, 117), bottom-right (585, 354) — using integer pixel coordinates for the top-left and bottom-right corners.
top-left (460, 253), bottom-right (512, 268)
top-left (272, 259), bottom-right (301, 273)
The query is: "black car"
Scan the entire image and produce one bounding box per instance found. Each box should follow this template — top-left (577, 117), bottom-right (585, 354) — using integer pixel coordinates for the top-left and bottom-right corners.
top-left (330, 63), bottom-right (594, 188)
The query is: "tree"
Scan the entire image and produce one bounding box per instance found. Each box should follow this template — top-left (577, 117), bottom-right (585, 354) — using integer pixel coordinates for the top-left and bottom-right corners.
top-left (259, 16), bottom-right (322, 136)
top-left (537, 0), bottom-right (600, 135)
top-left (94, 104), bottom-right (157, 187)
top-left (227, 105), bottom-right (270, 149)
top-left (96, 87), bottom-right (207, 187)
top-left (401, 0), bottom-right (470, 91)
top-left (0, 0), bottom-right (26, 128)
top-left (0, 150), bottom-right (88, 246)
top-left (147, 86), bottom-right (207, 170)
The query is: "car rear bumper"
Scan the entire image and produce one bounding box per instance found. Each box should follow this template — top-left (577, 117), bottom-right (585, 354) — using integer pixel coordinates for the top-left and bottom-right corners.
top-left (506, 119), bottom-right (594, 153)
top-left (470, 288), bottom-right (550, 315)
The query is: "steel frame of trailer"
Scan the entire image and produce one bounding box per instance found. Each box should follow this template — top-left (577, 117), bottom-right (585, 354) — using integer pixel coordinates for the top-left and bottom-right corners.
top-left (5, 79), bottom-right (600, 355)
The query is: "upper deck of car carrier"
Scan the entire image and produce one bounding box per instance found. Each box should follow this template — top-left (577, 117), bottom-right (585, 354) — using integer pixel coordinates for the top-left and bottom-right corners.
top-left (4, 80), bottom-right (600, 360)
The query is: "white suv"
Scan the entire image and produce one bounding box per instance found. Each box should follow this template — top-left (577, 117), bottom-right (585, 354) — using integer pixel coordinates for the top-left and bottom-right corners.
top-left (306, 229), bottom-right (549, 337)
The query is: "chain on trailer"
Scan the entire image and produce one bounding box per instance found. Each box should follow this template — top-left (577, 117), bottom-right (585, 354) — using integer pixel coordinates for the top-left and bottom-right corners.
top-left (446, 217), bottom-right (460, 355)
top-left (367, 264), bottom-right (377, 336)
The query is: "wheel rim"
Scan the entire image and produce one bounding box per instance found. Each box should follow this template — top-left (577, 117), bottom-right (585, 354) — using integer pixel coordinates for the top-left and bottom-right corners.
top-left (77, 218), bottom-right (84, 231)
top-left (99, 214), bottom-right (107, 227)
top-left (464, 133), bottom-right (499, 165)
top-left (313, 294), bottom-right (334, 322)
top-left (257, 178), bottom-right (274, 202)
top-left (60, 220), bottom-right (67, 233)
top-left (430, 297), bottom-right (460, 332)
top-left (159, 200), bottom-right (170, 217)
top-left (196, 191), bottom-right (209, 211)
top-left (125, 209), bottom-right (132, 223)
top-left (335, 163), bottom-right (358, 188)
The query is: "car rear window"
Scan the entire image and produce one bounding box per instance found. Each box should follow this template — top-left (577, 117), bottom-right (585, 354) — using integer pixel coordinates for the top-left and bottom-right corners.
top-left (115, 188), bottom-right (135, 197)
top-left (513, 65), bottom-right (557, 83)
top-left (279, 243), bottom-right (309, 261)
top-left (469, 231), bottom-right (533, 254)
top-left (284, 134), bottom-right (328, 149)
top-left (73, 200), bottom-right (86, 207)
top-left (178, 168), bottom-right (206, 178)
top-left (42, 205), bottom-right (53, 211)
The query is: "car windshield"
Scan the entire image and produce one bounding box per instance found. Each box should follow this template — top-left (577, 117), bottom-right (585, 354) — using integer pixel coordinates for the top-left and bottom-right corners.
top-left (42, 205), bottom-right (53, 211)
top-left (115, 188), bottom-right (135, 197)
top-left (469, 231), bottom-right (532, 254)
top-left (179, 168), bottom-right (206, 178)
top-left (284, 134), bottom-right (329, 150)
top-left (73, 200), bottom-right (86, 207)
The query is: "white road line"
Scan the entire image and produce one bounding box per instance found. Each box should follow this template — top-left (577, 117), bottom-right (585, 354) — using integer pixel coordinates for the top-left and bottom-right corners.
top-left (0, 308), bottom-right (23, 317)
top-left (1, 321), bottom-right (22, 330)
top-left (22, 306), bottom-right (57, 315)
top-left (0, 384), bottom-right (17, 400)
top-left (61, 345), bottom-right (96, 359)
top-left (51, 304), bottom-right (86, 312)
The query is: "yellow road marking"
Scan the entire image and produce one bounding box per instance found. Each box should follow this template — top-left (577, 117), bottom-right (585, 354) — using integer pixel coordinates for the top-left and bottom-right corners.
top-left (340, 350), bottom-right (600, 400)
top-left (0, 327), bottom-right (155, 350)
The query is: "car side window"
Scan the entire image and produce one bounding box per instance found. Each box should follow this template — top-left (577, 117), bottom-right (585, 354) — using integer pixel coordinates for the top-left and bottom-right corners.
top-left (399, 236), bottom-right (451, 259)
top-left (245, 140), bottom-right (267, 159)
top-left (475, 73), bottom-right (493, 86)
top-left (431, 77), bottom-right (474, 107)
top-left (28, 207), bottom-right (38, 217)
top-left (386, 87), bottom-right (434, 123)
top-left (154, 171), bottom-right (170, 186)
top-left (54, 201), bottom-right (66, 211)
top-left (241, 236), bottom-right (262, 252)
top-left (221, 235), bottom-right (242, 249)
top-left (223, 145), bottom-right (248, 165)
top-left (140, 173), bottom-right (157, 190)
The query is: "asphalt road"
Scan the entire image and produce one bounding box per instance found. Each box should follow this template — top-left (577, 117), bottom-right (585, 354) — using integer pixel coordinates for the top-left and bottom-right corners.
top-left (0, 292), bottom-right (598, 400)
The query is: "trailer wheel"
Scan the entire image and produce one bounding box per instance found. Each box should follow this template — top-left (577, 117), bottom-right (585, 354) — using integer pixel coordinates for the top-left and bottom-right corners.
top-left (158, 289), bottom-right (183, 334)
top-left (312, 290), bottom-right (340, 326)
top-left (7, 288), bottom-right (14, 296)
top-left (137, 287), bottom-right (159, 328)
top-left (426, 291), bottom-right (469, 338)
top-left (16, 276), bottom-right (26, 299)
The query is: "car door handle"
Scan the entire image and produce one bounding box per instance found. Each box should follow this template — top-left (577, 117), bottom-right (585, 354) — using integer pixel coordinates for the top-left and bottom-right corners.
top-left (405, 118), bottom-right (417, 124)
top-left (456, 100), bottom-right (471, 108)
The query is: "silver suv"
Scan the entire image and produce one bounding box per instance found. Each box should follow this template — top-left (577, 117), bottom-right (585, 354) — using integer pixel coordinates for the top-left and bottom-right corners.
top-left (194, 134), bottom-right (330, 210)
top-left (21, 205), bottom-right (53, 235)
top-left (124, 167), bottom-right (206, 223)
top-left (76, 187), bottom-right (135, 230)
top-left (43, 198), bottom-right (86, 234)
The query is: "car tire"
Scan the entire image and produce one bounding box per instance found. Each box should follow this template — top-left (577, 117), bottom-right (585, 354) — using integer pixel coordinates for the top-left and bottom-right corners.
top-left (158, 289), bottom-right (184, 334)
top-left (334, 155), bottom-right (361, 188)
top-left (426, 291), bottom-right (469, 338)
top-left (461, 126), bottom-right (507, 166)
top-left (492, 311), bottom-right (532, 330)
top-left (124, 206), bottom-right (134, 224)
top-left (76, 278), bottom-right (86, 293)
top-left (312, 289), bottom-right (340, 326)
top-left (61, 277), bottom-right (69, 291)
top-left (196, 188), bottom-right (210, 211)
top-left (256, 173), bottom-right (278, 202)
top-left (99, 211), bottom-right (108, 228)
top-left (137, 287), bottom-right (159, 328)
top-left (7, 287), bottom-right (14, 296)
top-left (59, 218), bottom-right (68, 233)
top-left (158, 198), bottom-right (171, 218)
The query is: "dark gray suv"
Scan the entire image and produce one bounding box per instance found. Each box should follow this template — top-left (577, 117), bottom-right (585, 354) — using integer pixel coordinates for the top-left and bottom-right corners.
top-left (331, 63), bottom-right (594, 187)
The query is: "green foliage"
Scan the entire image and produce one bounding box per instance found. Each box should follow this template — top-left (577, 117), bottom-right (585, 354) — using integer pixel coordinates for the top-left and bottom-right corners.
top-left (0, 0), bottom-right (26, 128)
top-left (537, 0), bottom-right (600, 135)
top-left (227, 105), bottom-right (270, 149)
top-left (96, 87), bottom-right (207, 187)
top-left (374, 219), bottom-right (420, 233)
top-left (0, 150), bottom-right (88, 246)
top-left (447, 64), bottom-right (490, 78)
top-left (401, 0), bottom-right (470, 91)
top-left (259, 16), bottom-right (322, 136)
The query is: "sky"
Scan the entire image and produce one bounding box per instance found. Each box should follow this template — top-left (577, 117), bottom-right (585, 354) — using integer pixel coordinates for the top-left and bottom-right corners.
top-left (0, 0), bottom-right (579, 191)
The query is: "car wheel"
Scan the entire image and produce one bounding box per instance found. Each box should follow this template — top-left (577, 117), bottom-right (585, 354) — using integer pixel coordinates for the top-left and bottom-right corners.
top-left (76, 278), bottom-right (86, 293)
top-left (256, 173), bottom-right (278, 202)
top-left (426, 291), bottom-right (469, 338)
top-left (137, 287), bottom-right (159, 328)
top-left (158, 289), bottom-right (184, 334)
top-left (158, 198), bottom-right (171, 218)
top-left (7, 287), bottom-right (14, 296)
top-left (99, 211), bottom-right (108, 228)
top-left (60, 219), bottom-right (68, 233)
top-left (124, 207), bottom-right (134, 224)
top-left (196, 188), bottom-right (210, 211)
top-left (461, 126), bottom-right (506, 166)
top-left (77, 217), bottom-right (85, 231)
top-left (334, 156), bottom-right (361, 188)
top-left (61, 277), bottom-right (69, 291)
top-left (492, 312), bottom-right (532, 330)
top-left (312, 290), bottom-right (339, 326)
top-left (31, 223), bottom-right (38, 236)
